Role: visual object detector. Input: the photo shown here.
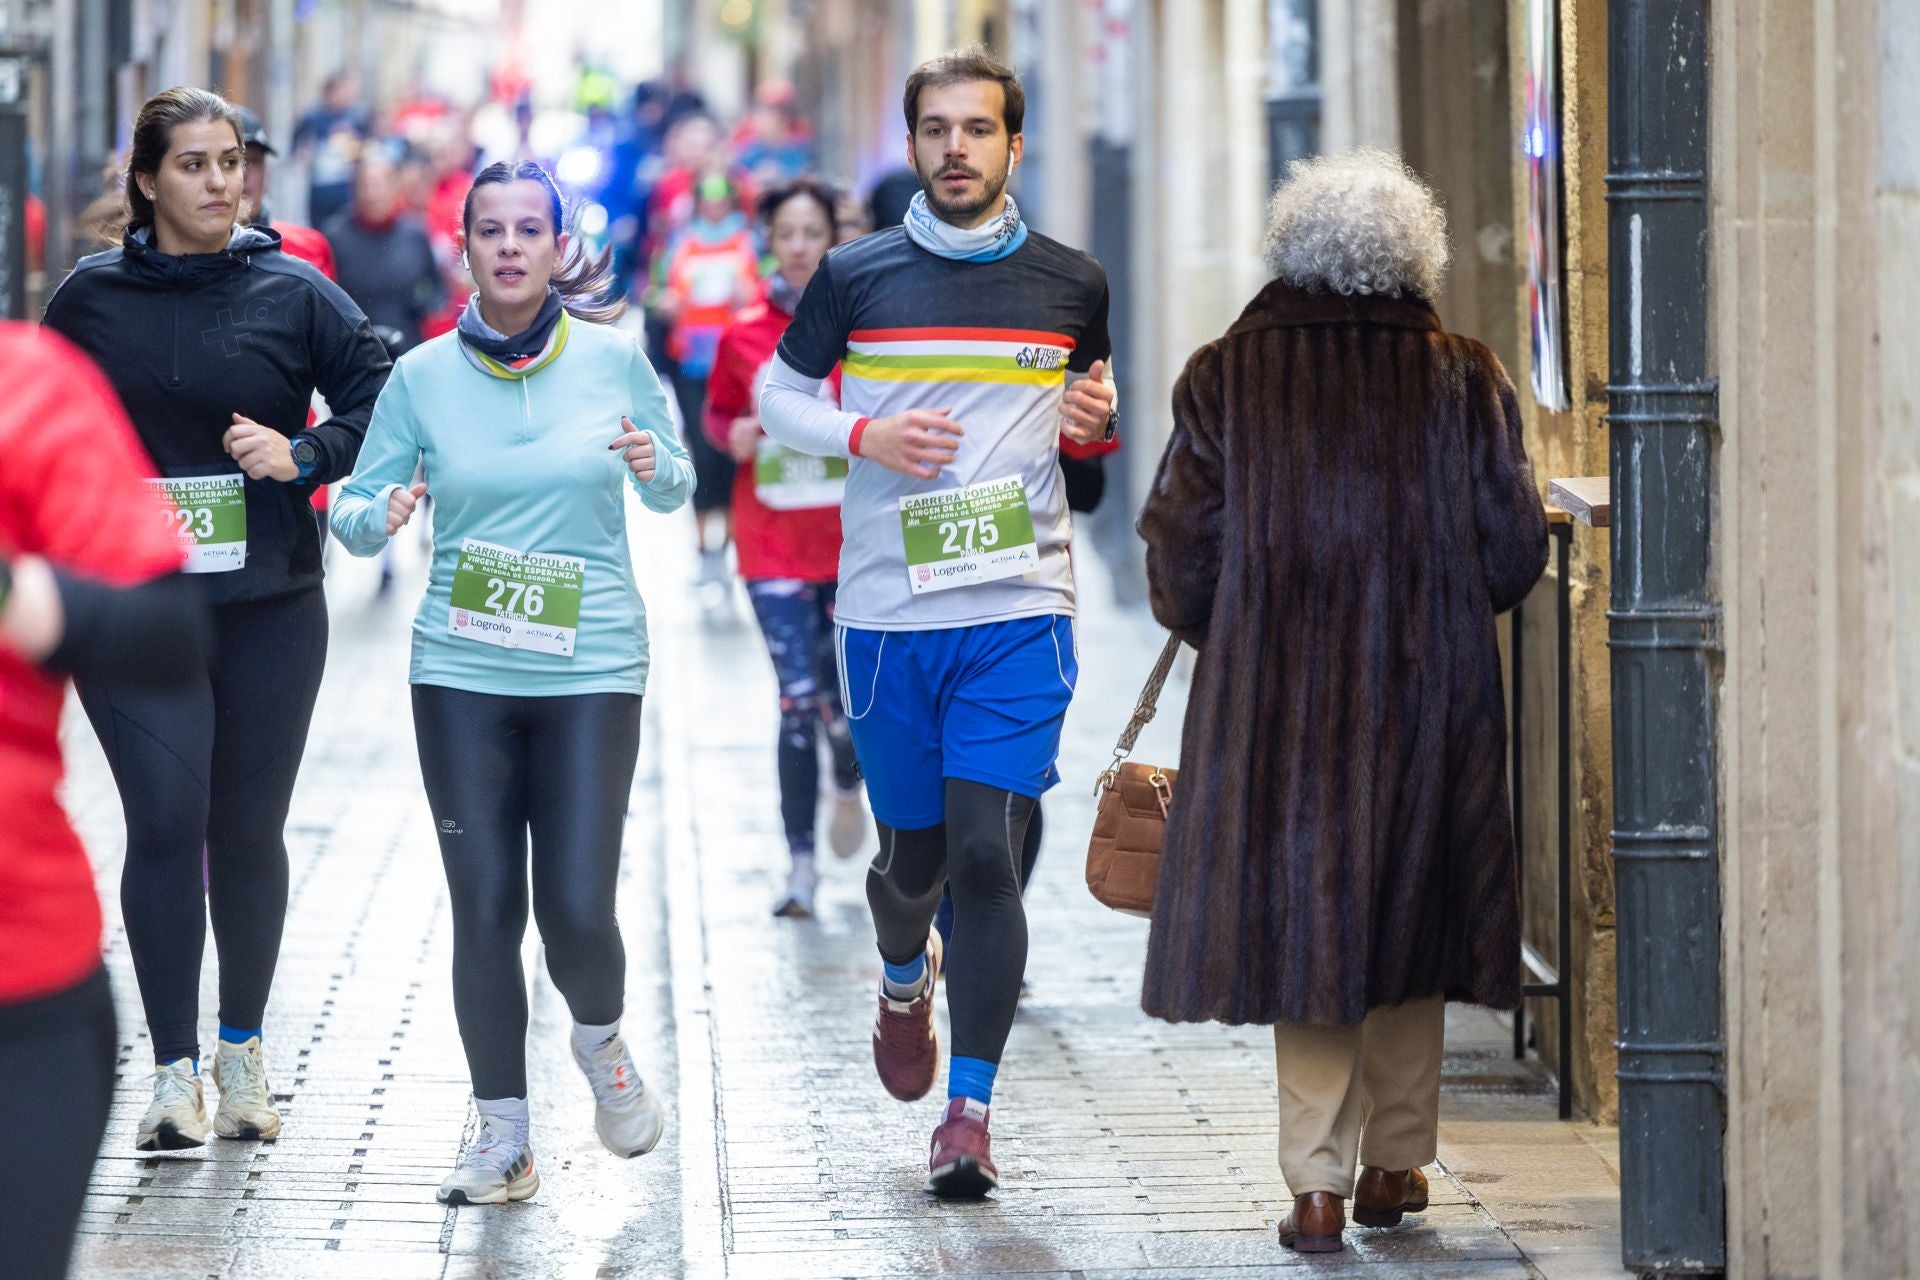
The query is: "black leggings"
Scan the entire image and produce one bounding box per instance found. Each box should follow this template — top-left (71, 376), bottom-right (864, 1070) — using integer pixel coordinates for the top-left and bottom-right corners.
top-left (0, 967), bottom-right (116, 1280)
top-left (411, 685), bottom-right (642, 1101)
top-left (934, 803), bottom-right (1042, 940)
top-left (78, 587), bottom-right (328, 1063)
top-left (867, 778), bottom-right (1035, 1065)
top-left (746, 580), bottom-right (859, 855)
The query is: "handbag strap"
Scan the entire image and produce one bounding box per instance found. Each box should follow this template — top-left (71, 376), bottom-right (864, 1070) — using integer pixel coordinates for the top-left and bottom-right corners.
top-left (1097, 635), bottom-right (1182, 791)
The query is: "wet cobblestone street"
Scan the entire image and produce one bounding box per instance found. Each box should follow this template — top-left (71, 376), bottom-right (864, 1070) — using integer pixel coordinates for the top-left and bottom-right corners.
top-left (58, 514), bottom-right (1623, 1279)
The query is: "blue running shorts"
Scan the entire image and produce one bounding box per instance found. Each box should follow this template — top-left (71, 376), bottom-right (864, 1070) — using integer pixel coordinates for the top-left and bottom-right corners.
top-left (836, 614), bottom-right (1078, 829)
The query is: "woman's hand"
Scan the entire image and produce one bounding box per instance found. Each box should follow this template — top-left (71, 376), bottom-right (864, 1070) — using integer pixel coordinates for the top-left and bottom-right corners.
top-left (727, 415), bottom-right (761, 462)
top-left (609, 418), bottom-right (658, 483)
top-left (224, 414), bottom-right (299, 482)
top-left (387, 482), bottom-right (428, 536)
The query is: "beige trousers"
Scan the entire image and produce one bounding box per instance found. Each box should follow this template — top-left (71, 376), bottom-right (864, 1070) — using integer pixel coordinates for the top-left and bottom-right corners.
top-left (1271, 995), bottom-right (1446, 1197)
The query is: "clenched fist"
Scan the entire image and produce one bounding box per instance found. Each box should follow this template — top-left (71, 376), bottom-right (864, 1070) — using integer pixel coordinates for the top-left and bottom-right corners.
top-left (608, 417), bottom-right (657, 483)
top-left (387, 481), bottom-right (428, 536)
top-left (223, 414), bottom-right (298, 482)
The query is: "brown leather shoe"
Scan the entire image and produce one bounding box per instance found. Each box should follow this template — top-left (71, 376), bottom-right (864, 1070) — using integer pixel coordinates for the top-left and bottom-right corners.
top-left (1277, 1191), bottom-right (1345, 1252)
top-left (1353, 1165), bottom-right (1430, 1227)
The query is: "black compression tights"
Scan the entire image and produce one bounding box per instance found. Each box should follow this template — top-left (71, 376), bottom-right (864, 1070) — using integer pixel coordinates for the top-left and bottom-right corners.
top-left (78, 587), bottom-right (327, 1064)
top-left (0, 968), bottom-right (115, 1280)
top-left (411, 685), bottom-right (642, 1101)
top-left (867, 778), bottom-right (1036, 1065)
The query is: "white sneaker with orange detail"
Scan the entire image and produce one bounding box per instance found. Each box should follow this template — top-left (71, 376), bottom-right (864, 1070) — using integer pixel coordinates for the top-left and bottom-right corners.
top-left (438, 1112), bottom-right (538, 1205)
top-left (570, 1031), bottom-right (666, 1158)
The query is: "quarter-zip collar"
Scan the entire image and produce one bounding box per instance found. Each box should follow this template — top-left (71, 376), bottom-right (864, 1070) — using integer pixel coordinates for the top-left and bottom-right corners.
top-left (121, 224), bottom-right (283, 286)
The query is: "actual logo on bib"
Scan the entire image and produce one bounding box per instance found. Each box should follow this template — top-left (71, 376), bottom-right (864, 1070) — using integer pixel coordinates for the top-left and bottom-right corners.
top-left (1015, 346), bottom-right (1068, 371)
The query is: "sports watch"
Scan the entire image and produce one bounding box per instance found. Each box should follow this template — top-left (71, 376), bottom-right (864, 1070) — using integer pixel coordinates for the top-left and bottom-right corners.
top-left (289, 433), bottom-right (320, 482)
top-left (1101, 406), bottom-right (1119, 443)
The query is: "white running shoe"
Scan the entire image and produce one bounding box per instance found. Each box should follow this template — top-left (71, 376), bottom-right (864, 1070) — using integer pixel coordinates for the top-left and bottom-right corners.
top-left (772, 857), bottom-right (819, 918)
top-left (211, 1036), bottom-right (281, 1140)
top-left (827, 784), bottom-right (868, 858)
top-left (136, 1058), bottom-right (208, 1151)
top-left (571, 1032), bottom-right (666, 1158)
top-left (437, 1114), bottom-right (539, 1205)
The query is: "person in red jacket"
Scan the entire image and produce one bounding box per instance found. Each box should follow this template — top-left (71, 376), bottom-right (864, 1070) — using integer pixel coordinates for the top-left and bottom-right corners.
top-left (0, 324), bottom-right (207, 1280)
top-left (704, 177), bottom-right (864, 917)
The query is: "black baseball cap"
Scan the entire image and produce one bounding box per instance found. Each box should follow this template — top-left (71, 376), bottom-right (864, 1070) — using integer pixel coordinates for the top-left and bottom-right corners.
top-left (236, 106), bottom-right (277, 155)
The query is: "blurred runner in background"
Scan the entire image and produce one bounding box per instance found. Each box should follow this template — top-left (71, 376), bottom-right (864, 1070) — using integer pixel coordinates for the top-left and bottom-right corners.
top-left (650, 171), bottom-right (759, 594)
top-left (292, 71), bottom-right (370, 228)
top-left (325, 145), bottom-right (445, 357)
top-left (732, 80), bottom-right (815, 189)
top-left (239, 106), bottom-right (335, 279)
top-left (704, 176), bottom-right (866, 918)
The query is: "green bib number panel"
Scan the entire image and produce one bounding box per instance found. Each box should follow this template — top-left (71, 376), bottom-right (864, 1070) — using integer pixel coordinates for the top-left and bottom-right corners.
top-left (898, 476), bottom-right (1039, 595)
top-left (148, 475), bottom-right (247, 573)
top-left (448, 538), bottom-right (585, 657)
top-left (753, 439), bottom-right (847, 511)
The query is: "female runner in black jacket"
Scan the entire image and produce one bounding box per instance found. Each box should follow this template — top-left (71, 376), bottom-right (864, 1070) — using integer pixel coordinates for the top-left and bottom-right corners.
top-left (43, 86), bottom-right (390, 1152)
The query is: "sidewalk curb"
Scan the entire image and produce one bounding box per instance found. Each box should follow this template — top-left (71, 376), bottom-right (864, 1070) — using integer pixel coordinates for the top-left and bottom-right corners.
top-left (661, 672), bottom-right (729, 1278)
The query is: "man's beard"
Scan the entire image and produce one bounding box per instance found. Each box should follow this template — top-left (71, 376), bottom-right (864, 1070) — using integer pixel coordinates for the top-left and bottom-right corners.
top-left (915, 158), bottom-right (1009, 226)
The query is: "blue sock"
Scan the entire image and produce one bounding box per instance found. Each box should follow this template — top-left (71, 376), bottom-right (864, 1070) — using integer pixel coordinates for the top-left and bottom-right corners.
top-left (948, 1056), bottom-right (998, 1105)
top-left (218, 1023), bottom-right (262, 1046)
top-left (882, 953), bottom-right (927, 997)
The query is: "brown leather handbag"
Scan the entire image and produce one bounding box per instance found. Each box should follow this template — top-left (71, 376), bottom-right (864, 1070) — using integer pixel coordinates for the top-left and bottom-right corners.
top-left (1085, 635), bottom-right (1183, 917)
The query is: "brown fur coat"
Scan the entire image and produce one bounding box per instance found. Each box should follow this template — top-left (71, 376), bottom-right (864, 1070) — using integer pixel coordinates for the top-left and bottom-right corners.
top-left (1137, 281), bottom-right (1547, 1026)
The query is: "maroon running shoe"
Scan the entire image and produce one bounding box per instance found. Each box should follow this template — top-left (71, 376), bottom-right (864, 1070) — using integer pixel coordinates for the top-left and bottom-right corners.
top-left (872, 930), bottom-right (942, 1100)
top-left (926, 1096), bottom-right (998, 1198)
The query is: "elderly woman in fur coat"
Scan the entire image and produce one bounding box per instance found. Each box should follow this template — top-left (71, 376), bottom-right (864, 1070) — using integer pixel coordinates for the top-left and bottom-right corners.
top-left (1137, 149), bottom-right (1548, 1254)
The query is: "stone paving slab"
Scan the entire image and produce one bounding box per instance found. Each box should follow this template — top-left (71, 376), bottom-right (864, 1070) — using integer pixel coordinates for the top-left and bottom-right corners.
top-left (53, 509), bottom-right (1623, 1278)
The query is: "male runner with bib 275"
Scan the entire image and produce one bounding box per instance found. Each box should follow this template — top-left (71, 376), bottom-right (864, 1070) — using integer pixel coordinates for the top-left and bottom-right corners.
top-left (758, 48), bottom-right (1117, 1199)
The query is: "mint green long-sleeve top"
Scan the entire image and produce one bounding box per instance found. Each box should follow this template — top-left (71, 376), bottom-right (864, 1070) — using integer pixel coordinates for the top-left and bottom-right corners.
top-left (330, 319), bottom-right (693, 697)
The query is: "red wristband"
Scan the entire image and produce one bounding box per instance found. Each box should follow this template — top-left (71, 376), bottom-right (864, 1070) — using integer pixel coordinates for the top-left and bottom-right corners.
top-left (849, 417), bottom-right (871, 458)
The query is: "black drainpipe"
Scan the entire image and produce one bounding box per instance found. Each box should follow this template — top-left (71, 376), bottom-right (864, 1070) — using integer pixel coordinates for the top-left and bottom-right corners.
top-left (1605, 0), bottom-right (1725, 1274)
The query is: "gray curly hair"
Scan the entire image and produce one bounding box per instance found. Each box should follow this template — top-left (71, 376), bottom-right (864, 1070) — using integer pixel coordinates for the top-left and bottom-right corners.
top-left (1262, 148), bottom-right (1450, 300)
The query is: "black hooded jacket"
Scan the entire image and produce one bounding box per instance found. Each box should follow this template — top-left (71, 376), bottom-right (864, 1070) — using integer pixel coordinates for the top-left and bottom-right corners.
top-left (44, 226), bottom-right (392, 605)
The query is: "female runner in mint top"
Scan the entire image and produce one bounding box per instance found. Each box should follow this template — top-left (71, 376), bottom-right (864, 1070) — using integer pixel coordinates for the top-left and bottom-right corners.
top-left (331, 161), bottom-right (693, 1207)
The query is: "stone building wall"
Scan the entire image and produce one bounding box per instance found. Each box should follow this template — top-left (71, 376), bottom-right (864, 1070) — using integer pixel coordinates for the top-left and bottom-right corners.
top-left (1717, 1), bottom-right (1920, 1275)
